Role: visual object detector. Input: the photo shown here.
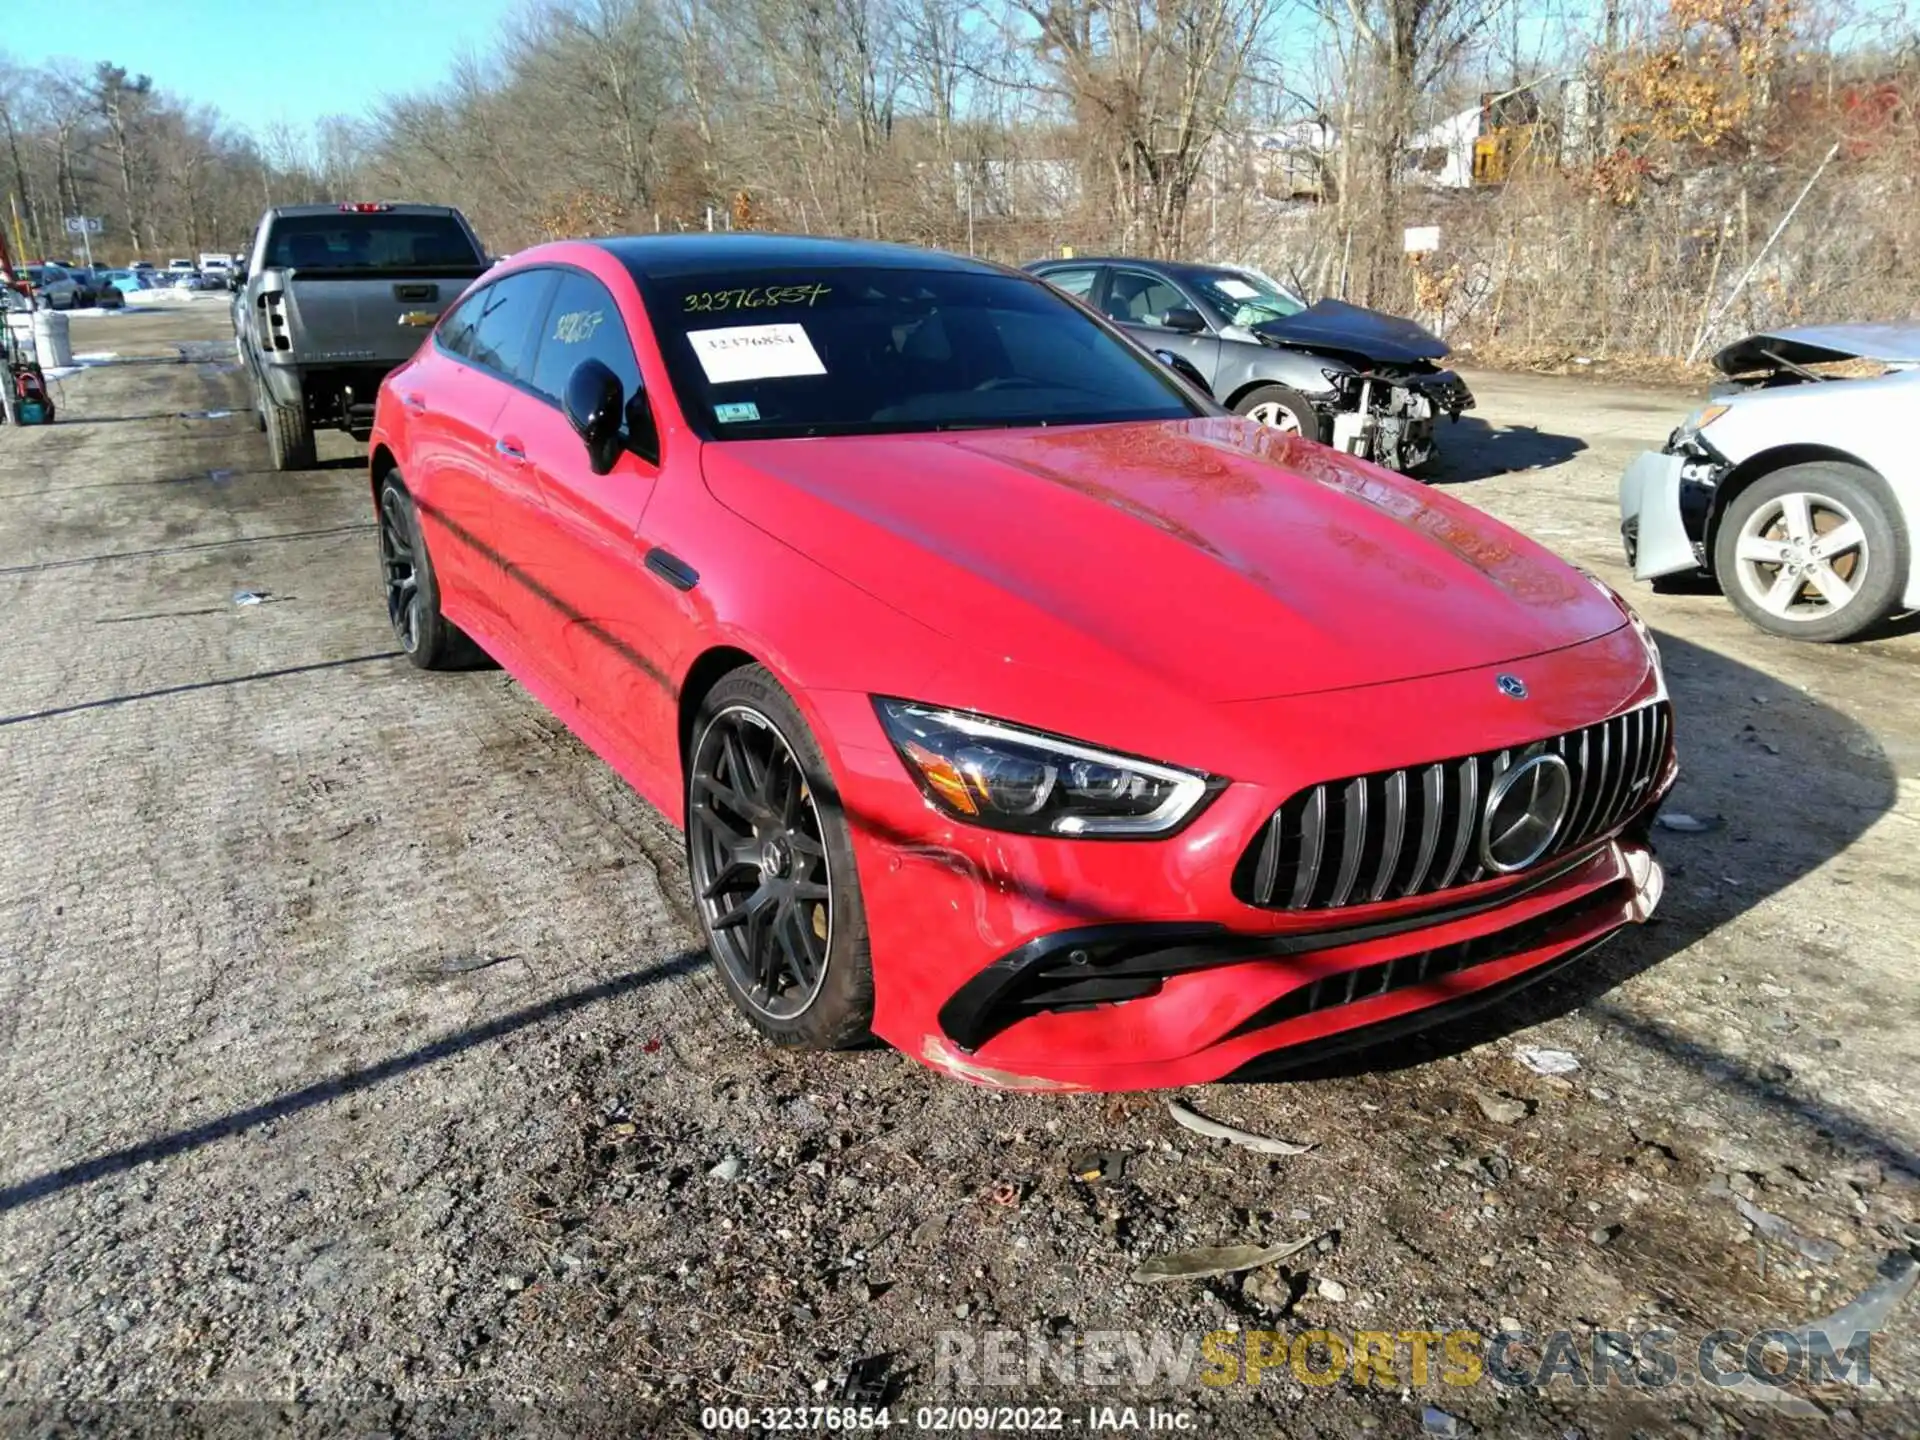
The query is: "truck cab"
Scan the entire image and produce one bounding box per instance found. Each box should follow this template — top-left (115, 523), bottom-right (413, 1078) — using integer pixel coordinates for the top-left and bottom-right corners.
top-left (236, 202), bottom-right (487, 470)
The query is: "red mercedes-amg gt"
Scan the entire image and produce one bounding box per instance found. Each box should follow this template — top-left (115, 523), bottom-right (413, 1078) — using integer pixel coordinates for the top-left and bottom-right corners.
top-left (368, 235), bottom-right (1675, 1092)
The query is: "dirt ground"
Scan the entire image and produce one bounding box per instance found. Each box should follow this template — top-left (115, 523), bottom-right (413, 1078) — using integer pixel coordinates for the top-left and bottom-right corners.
top-left (2, 305), bottom-right (1917, 1439)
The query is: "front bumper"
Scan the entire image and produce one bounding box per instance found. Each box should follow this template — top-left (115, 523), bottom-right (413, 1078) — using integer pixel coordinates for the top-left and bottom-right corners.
top-left (1412, 369), bottom-right (1475, 419)
top-left (1619, 441), bottom-right (1728, 580)
top-left (814, 627), bottom-right (1672, 1092)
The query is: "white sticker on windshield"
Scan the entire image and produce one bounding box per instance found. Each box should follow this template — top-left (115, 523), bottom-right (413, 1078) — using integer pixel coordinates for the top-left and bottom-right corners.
top-left (1214, 277), bottom-right (1261, 299)
top-left (687, 323), bottom-right (826, 385)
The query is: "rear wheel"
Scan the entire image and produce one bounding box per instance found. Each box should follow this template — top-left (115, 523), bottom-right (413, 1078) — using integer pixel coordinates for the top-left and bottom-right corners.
top-left (1713, 462), bottom-right (1905, 642)
top-left (1233, 384), bottom-right (1323, 442)
top-left (377, 472), bottom-right (486, 670)
top-left (686, 666), bottom-right (874, 1050)
top-left (265, 389), bottom-right (316, 470)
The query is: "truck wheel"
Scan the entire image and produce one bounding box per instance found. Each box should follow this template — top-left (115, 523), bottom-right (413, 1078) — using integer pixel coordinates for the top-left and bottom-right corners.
top-left (265, 395), bottom-right (316, 471)
top-left (1233, 385), bottom-right (1324, 443)
top-left (1712, 462), bottom-right (1906, 643)
top-left (378, 471), bottom-right (487, 670)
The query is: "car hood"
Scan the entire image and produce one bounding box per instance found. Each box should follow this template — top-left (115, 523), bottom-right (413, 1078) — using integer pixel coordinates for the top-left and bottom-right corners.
top-left (1251, 299), bottom-right (1450, 364)
top-left (700, 419), bottom-right (1624, 704)
top-left (1714, 323), bottom-right (1920, 374)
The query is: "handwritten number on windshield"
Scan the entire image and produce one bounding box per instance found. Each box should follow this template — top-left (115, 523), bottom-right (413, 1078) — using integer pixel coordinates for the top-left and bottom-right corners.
top-left (683, 284), bottom-right (831, 314)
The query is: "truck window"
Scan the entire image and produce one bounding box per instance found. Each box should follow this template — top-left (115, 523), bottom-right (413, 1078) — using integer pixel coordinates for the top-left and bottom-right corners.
top-left (266, 214), bottom-right (480, 272)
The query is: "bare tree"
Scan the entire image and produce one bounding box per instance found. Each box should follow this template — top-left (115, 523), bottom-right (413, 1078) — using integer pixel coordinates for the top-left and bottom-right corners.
top-left (1018, 0), bottom-right (1284, 254)
top-left (92, 63), bottom-right (155, 252)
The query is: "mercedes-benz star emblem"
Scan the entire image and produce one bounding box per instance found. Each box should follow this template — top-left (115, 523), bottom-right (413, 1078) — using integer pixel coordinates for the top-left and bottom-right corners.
top-left (1480, 753), bottom-right (1573, 874)
top-left (1496, 673), bottom-right (1528, 699)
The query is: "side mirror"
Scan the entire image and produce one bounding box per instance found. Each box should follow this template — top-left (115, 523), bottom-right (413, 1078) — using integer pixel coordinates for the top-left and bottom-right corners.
top-left (1162, 306), bottom-right (1206, 334)
top-left (564, 359), bottom-right (626, 475)
top-left (1152, 348), bottom-right (1212, 398)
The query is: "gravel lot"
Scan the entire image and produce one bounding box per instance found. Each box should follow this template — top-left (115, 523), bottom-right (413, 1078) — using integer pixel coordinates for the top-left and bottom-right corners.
top-left (2, 306), bottom-right (1917, 1438)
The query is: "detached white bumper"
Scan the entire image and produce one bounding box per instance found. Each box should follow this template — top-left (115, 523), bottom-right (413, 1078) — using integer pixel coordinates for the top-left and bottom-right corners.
top-left (1617, 450), bottom-right (1700, 581)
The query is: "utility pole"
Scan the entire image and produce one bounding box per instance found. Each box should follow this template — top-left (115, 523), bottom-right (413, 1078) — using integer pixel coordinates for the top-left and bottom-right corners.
top-left (7, 192), bottom-right (25, 268)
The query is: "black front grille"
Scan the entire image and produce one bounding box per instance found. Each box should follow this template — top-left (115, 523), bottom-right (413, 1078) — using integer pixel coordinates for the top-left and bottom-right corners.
top-left (1234, 702), bottom-right (1671, 912)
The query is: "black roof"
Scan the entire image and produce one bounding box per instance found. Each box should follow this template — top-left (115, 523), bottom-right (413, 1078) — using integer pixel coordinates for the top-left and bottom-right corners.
top-left (593, 233), bottom-right (1005, 279)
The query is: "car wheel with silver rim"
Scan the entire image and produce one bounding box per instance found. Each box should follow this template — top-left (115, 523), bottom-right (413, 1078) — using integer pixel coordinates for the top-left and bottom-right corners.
top-left (1232, 384), bottom-right (1323, 442)
top-left (1713, 462), bottom-right (1906, 643)
top-left (686, 665), bottom-right (875, 1049)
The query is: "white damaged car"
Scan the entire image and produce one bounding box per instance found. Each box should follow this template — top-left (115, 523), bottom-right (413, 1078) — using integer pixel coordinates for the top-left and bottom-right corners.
top-left (1619, 324), bottom-right (1918, 641)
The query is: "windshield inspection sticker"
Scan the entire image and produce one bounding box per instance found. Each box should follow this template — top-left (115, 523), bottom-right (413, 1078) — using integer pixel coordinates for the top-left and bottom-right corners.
top-left (688, 324), bottom-right (826, 385)
top-left (713, 401), bottom-right (761, 423)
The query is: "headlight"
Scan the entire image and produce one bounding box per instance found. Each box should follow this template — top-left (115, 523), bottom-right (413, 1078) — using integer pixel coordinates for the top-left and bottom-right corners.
top-left (1673, 403), bottom-right (1728, 445)
top-left (874, 700), bottom-right (1218, 838)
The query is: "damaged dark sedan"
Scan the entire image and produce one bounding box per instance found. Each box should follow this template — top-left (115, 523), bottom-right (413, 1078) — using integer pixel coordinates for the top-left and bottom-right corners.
top-left (1027, 256), bottom-right (1473, 472)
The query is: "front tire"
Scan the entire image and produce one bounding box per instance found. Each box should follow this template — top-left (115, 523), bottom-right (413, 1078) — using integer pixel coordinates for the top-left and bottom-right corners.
top-left (686, 666), bottom-right (875, 1050)
top-left (1713, 462), bottom-right (1905, 643)
top-left (1233, 384), bottom-right (1324, 442)
top-left (377, 472), bottom-right (486, 670)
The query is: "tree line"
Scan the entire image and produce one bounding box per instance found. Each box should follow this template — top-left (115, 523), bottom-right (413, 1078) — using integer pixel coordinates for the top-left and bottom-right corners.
top-left (5, 0), bottom-right (1918, 357)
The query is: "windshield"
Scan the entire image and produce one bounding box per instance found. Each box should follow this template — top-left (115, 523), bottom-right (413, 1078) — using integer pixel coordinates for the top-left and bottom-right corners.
top-left (639, 266), bottom-right (1201, 440)
top-left (264, 214), bottom-right (481, 272)
top-left (1183, 267), bottom-right (1305, 326)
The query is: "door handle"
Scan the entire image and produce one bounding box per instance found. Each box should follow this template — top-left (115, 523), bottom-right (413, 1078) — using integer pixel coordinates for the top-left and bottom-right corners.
top-left (402, 392), bottom-right (427, 413)
top-left (494, 438), bottom-right (526, 463)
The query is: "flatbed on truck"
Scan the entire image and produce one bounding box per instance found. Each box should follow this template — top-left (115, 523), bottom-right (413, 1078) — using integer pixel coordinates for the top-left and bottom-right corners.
top-left (235, 202), bottom-right (487, 470)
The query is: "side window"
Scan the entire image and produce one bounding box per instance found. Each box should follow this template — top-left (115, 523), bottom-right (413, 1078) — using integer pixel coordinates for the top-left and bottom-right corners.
top-left (436, 286), bottom-right (485, 359)
top-left (465, 269), bottom-right (555, 379)
top-left (1105, 269), bottom-right (1190, 329)
top-left (528, 270), bottom-right (643, 404)
top-left (1038, 266), bottom-right (1100, 300)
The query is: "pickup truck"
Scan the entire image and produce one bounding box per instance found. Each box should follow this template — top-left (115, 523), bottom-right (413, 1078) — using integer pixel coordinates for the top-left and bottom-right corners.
top-left (235, 202), bottom-right (488, 470)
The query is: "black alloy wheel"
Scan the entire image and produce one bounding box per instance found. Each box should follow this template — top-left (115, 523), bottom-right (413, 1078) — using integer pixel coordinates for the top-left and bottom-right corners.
top-left (380, 484), bottom-right (423, 655)
top-left (688, 705), bottom-right (834, 1021)
top-left (375, 472), bottom-right (487, 671)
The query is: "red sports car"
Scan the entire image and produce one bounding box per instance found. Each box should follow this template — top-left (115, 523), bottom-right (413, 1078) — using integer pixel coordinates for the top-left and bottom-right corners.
top-left (369, 235), bottom-right (1675, 1092)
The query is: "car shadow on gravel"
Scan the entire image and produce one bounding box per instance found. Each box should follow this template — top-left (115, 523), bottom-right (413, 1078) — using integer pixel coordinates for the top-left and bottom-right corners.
top-left (1252, 628), bottom-right (1908, 1154)
top-left (1424, 416), bottom-right (1588, 484)
top-left (0, 949), bottom-right (709, 1216)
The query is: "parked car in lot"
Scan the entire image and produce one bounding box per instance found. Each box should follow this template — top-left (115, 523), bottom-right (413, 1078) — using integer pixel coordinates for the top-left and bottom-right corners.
top-left (237, 201), bottom-right (488, 469)
top-left (1620, 323), bottom-right (1920, 642)
top-left (20, 264), bottom-right (87, 309)
top-left (1026, 255), bottom-right (1474, 472)
top-left (369, 234), bottom-right (1673, 1091)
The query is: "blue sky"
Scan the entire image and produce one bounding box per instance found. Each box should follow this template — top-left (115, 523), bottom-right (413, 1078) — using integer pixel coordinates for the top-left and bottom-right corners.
top-left (9, 0), bottom-right (520, 137)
